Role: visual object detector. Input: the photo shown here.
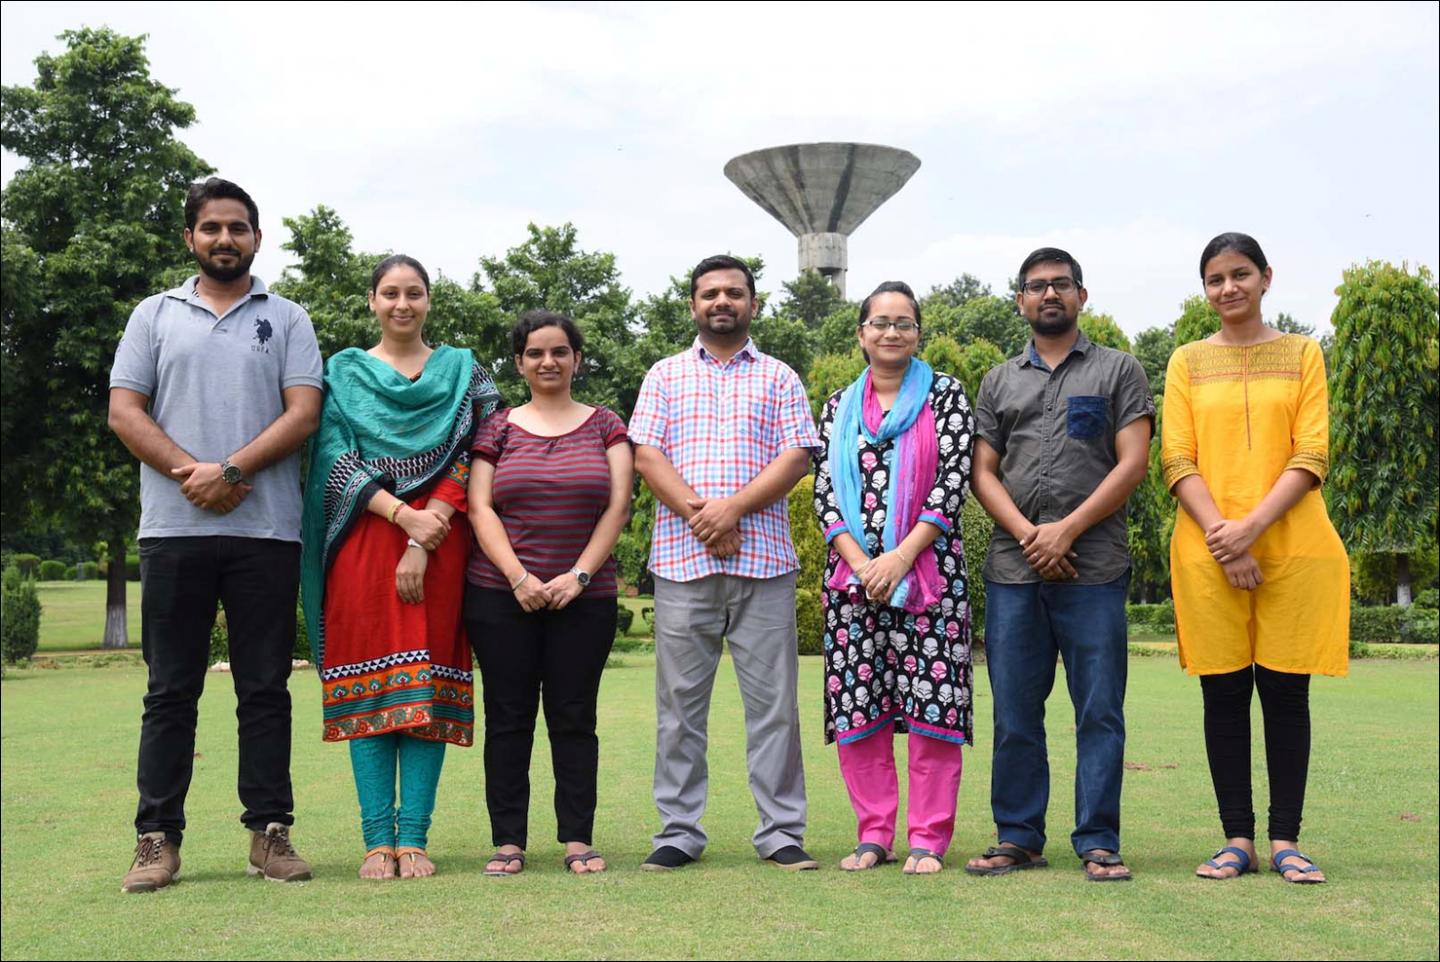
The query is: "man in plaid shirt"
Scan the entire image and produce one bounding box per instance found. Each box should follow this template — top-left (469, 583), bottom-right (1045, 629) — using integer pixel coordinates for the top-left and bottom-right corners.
top-left (630, 255), bottom-right (821, 872)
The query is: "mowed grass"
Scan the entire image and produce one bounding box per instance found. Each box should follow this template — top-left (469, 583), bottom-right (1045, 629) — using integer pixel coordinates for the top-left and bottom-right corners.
top-left (1, 654), bottom-right (1436, 961)
top-left (33, 581), bottom-right (142, 651)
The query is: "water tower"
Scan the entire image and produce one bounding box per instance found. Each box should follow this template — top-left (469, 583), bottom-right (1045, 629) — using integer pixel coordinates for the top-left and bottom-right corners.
top-left (723, 143), bottom-right (921, 298)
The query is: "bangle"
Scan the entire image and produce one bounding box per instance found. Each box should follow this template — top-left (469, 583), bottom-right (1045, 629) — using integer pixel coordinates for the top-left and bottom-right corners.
top-left (894, 547), bottom-right (912, 566)
top-left (511, 571), bottom-right (529, 591)
top-left (388, 501), bottom-right (405, 525)
top-left (406, 538), bottom-right (423, 550)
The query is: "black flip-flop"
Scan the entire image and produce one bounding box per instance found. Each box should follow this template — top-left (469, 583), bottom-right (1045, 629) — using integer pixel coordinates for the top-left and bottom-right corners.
top-left (1080, 849), bottom-right (1133, 882)
top-left (840, 842), bottom-right (895, 872)
top-left (964, 844), bottom-right (1049, 876)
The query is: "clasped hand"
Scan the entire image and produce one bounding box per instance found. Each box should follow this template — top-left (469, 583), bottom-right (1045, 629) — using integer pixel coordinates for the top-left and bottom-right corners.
top-left (686, 497), bottom-right (742, 559)
top-left (1204, 518), bottom-right (1257, 564)
top-left (512, 571), bottom-right (583, 612)
top-left (173, 462), bottom-right (251, 514)
top-left (1021, 522), bottom-right (1078, 580)
top-left (399, 507), bottom-right (450, 551)
top-left (856, 551), bottom-right (913, 603)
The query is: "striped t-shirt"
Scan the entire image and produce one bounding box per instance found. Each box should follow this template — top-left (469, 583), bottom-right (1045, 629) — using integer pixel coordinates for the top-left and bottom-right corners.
top-left (467, 406), bottom-right (629, 598)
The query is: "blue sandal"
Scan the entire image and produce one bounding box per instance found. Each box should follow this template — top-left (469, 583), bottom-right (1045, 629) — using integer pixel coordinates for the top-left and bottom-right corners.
top-left (1271, 848), bottom-right (1325, 884)
top-left (1197, 845), bottom-right (1256, 879)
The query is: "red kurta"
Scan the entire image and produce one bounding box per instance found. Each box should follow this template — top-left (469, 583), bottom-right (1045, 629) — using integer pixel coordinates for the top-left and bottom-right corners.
top-left (320, 464), bottom-right (474, 744)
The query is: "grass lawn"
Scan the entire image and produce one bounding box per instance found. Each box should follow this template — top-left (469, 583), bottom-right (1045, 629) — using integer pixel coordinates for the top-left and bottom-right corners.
top-left (33, 581), bottom-right (142, 651)
top-left (1, 654), bottom-right (1436, 961)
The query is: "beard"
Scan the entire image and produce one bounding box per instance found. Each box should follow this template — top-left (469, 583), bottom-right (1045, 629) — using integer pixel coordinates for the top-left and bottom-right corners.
top-left (1027, 305), bottom-right (1078, 337)
top-left (194, 248), bottom-right (256, 283)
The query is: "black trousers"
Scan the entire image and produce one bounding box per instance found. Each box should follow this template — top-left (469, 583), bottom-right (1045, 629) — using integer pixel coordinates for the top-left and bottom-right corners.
top-left (464, 586), bottom-right (616, 848)
top-left (1200, 663), bottom-right (1312, 841)
top-left (135, 537), bottom-right (299, 844)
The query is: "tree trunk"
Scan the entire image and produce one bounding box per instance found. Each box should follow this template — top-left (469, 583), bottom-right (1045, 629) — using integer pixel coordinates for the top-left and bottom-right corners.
top-left (1396, 552), bottom-right (1413, 607)
top-left (102, 535), bottom-right (129, 649)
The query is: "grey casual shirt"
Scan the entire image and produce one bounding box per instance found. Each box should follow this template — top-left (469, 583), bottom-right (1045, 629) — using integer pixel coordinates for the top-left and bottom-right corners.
top-left (974, 331), bottom-right (1155, 584)
top-left (110, 276), bottom-right (324, 541)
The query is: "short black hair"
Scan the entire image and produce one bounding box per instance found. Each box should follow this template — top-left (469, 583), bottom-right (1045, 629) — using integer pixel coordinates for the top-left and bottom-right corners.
top-left (1017, 247), bottom-right (1083, 287)
top-left (1199, 232), bottom-right (1269, 278)
top-left (690, 255), bottom-right (756, 298)
top-left (511, 309), bottom-right (584, 356)
top-left (370, 254), bottom-right (431, 293)
top-left (185, 177), bottom-right (259, 232)
top-left (858, 281), bottom-right (922, 328)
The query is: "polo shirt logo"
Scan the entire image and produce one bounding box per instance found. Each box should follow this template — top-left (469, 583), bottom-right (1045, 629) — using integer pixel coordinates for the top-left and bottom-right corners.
top-left (252, 317), bottom-right (273, 353)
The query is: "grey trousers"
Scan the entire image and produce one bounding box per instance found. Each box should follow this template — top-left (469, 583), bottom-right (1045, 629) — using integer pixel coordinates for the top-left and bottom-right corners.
top-left (651, 572), bottom-right (807, 858)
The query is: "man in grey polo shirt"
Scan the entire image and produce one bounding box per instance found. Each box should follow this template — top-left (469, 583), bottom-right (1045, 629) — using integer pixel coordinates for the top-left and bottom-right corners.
top-left (964, 248), bottom-right (1153, 882)
top-left (109, 178), bottom-right (323, 892)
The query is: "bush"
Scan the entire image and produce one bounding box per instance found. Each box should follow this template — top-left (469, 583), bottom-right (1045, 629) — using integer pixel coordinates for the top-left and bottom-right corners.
top-left (1350, 605), bottom-right (1406, 643)
top-left (789, 476), bottom-right (828, 657)
top-left (1400, 607), bottom-right (1438, 645)
top-left (10, 553), bottom-right (40, 578)
top-left (616, 606), bottom-right (635, 636)
top-left (64, 566), bottom-right (77, 580)
top-left (1127, 601), bottom-right (1176, 631)
top-left (1, 566), bottom-right (42, 663)
top-left (38, 560), bottom-right (68, 581)
top-left (1415, 588), bottom-right (1439, 611)
top-left (209, 602), bottom-right (311, 665)
top-left (960, 500), bottom-right (994, 644)
top-left (74, 562), bottom-right (97, 581)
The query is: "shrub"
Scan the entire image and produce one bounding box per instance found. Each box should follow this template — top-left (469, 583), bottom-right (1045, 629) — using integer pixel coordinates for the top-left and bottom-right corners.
top-left (293, 602), bottom-right (309, 661)
top-left (1415, 588), bottom-right (1439, 611)
top-left (10, 554), bottom-right (41, 578)
top-left (38, 560), bottom-right (68, 581)
top-left (1400, 608), bottom-right (1438, 645)
top-left (208, 602), bottom-right (310, 664)
top-left (1127, 601), bottom-right (1176, 631)
top-left (64, 566), bottom-right (77, 580)
top-left (795, 586), bottom-right (824, 656)
top-left (789, 476), bottom-right (828, 656)
top-left (615, 605), bottom-right (635, 637)
top-left (960, 499), bottom-right (993, 644)
top-left (74, 562), bottom-right (98, 581)
top-left (1, 566), bottom-right (42, 663)
top-left (1350, 605), bottom-right (1406, 644)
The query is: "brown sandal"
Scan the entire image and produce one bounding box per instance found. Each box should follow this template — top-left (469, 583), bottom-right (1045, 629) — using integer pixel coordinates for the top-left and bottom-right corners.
top-left (396, 846), bottom-right (434, 879)
top-left (360, 846), bottom-right (397, 880)
top-left (564, 850), bottom-right (606, 874)
top-left (484, 850), bottom-right (526, 877)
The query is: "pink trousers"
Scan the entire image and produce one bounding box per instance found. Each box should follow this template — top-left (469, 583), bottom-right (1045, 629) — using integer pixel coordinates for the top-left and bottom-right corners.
top-left (837, 731), bottom-right (964, 854)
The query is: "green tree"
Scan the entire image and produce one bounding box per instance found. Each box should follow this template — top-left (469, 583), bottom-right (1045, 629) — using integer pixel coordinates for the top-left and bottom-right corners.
top-left (952, 339), bottom-right (1006, 403)
top-left (806, 351), bottom-right (865, 419)
top-left (1128, 395), bottom-right (1173, 602)
top-left (923, 274), bottom-right (991, 311)
top-left (1133, 325), bottom-right (1176, 396)
top-left (951, 294), bottom-right (1029, 357)
top-left (1328, 261), bottom-right (1440, 604)
top-left (815, 302), bottom-right (861, 355)
top-left (751, 312), bottom-right (816, 381)
top-left (1, 28), bottom-right (212, 647)
top-left (1272, 312), bottom-right (1315, 337)
top-left (920, 334), bottom-right (966, 380)
top-left (1174, 294), bottom-right (1220, 346)
top-left (1078, 310), bottom-right (1132, 353)
top-left (776, 269), bottom-right (845, 327)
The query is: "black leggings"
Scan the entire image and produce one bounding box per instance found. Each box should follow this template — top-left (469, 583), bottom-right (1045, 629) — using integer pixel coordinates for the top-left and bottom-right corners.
top-left (1200, 664), bottom-right (1311, 842)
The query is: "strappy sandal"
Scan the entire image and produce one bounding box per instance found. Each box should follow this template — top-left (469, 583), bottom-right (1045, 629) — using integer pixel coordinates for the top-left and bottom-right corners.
top-left (840, 842), bottom-right (896, 872)
top-left (484, 850), bottom-right (526, 877)
top-left (964, 843), bottom-right (1048, 876)
top-left (902, 848), bottom-right (944, 875)
top-left (563, 850), bottom-right (606, 874)
top-left (396, 846), bottom-right (434, 879)
top-left (1271, 848), bottom-right (1326, 884)
top-left (360, 846), bottom-right (396, 880)
top-left (1197, 845), bottom-right (1256, 880)
top-left (1080, 849), bottom-right (1133, 882)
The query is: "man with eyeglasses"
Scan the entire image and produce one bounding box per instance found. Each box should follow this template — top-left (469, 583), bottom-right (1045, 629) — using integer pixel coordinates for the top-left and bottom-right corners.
top-left (965, 248), bottom-right (1153, 882)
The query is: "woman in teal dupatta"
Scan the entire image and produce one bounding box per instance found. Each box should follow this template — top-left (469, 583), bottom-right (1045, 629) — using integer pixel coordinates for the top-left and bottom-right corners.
top-left (301, 255), bottom-right (500, 879)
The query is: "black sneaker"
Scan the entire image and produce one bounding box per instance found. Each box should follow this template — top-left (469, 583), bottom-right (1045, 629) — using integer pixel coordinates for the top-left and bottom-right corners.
top-left (765, 845), bottom-right (819, 871)
top-left (640, 845), bottom-right (696, 872)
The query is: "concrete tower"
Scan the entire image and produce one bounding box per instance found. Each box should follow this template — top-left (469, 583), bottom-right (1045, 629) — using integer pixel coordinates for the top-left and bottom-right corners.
top-left (723, 142), bottom-right (921, 298)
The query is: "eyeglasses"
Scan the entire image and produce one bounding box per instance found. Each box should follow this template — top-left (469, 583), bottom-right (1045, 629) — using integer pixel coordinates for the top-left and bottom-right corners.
top-left (1020, 278), bottom-right (1079, 296)
top-left (861, 318), bottom-right (919, 333)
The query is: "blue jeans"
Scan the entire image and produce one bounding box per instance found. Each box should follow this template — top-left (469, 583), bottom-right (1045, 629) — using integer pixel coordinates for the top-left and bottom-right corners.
top-left (984, 574), bottom-right (1129, 856)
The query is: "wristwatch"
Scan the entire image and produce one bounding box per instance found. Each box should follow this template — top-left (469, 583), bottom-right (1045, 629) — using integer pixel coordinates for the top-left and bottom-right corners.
top-left (570, 567), bottom-right (591, 587)
top-left (220, 459), bottom-right (244, 485)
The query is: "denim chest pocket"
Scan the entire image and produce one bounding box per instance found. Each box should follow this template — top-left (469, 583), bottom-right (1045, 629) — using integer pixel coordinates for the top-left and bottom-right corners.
top-left (1066, 395), bottom-right (1109, 440)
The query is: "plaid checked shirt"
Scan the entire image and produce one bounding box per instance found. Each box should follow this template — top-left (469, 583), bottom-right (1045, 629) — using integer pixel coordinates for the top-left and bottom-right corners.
top-left (629, 338), bottom-right (821, 583)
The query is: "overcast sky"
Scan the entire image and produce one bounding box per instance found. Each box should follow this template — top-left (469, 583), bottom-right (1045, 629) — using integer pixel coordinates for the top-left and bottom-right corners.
top-left (3, 1), bottom-right (1437, 335)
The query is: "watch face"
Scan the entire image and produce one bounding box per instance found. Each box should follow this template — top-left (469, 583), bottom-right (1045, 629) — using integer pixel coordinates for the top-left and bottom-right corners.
top-left (222, 463), bottom-right (243, 484)
top-left (575, 569), bottom-right (591, 586)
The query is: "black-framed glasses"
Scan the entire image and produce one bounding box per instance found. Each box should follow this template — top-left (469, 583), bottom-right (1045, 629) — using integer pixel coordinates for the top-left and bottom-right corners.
top-left (861, 318), bottom-right (919, 333)
top-left (1021, 278), bottom-right (1078, 296)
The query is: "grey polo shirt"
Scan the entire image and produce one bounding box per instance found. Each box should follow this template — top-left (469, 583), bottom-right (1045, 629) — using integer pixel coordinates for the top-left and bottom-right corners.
top-left (110, 276), bottom-right (323, 541)
top-left (974, 331), bottom-right (1155, 584)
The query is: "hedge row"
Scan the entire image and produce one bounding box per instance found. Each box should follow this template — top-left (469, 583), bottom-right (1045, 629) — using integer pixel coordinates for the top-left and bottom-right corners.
top-left (1350, 604), bottom-right (1438, 644)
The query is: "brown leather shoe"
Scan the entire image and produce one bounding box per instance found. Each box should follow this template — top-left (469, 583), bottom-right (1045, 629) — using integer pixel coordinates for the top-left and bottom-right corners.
top-left (247, 823), bottom-right (312, 882)
top-left (121, 832), bottom-right (180, 893)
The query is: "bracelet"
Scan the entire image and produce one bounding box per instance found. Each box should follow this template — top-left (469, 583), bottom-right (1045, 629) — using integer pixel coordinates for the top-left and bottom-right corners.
top-left (406, 538), bottom-right (423, 550)
top-left (893, 547), bottom-right (912, 566)
top-left (387, 501), bottom-right (405, 525)
top-left (511, 571), bottom-right (529, 591)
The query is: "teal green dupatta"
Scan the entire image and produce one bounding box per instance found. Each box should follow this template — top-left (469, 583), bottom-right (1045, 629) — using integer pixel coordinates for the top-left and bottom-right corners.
top-left (300, 345), bottom-right (499, 671)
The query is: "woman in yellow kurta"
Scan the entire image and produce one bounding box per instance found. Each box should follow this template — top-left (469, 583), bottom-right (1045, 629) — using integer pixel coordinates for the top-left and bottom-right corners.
top-left (1162, 232), bottom-right (1348, 885)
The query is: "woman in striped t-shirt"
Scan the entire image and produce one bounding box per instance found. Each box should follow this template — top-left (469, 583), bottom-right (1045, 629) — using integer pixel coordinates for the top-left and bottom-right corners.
top-left (465, 310), bottom-right (633, 877)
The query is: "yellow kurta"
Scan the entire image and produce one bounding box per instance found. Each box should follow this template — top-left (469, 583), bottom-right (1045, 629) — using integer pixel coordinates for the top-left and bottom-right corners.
top-left (1162, 334), bottom-right (1349, 676)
